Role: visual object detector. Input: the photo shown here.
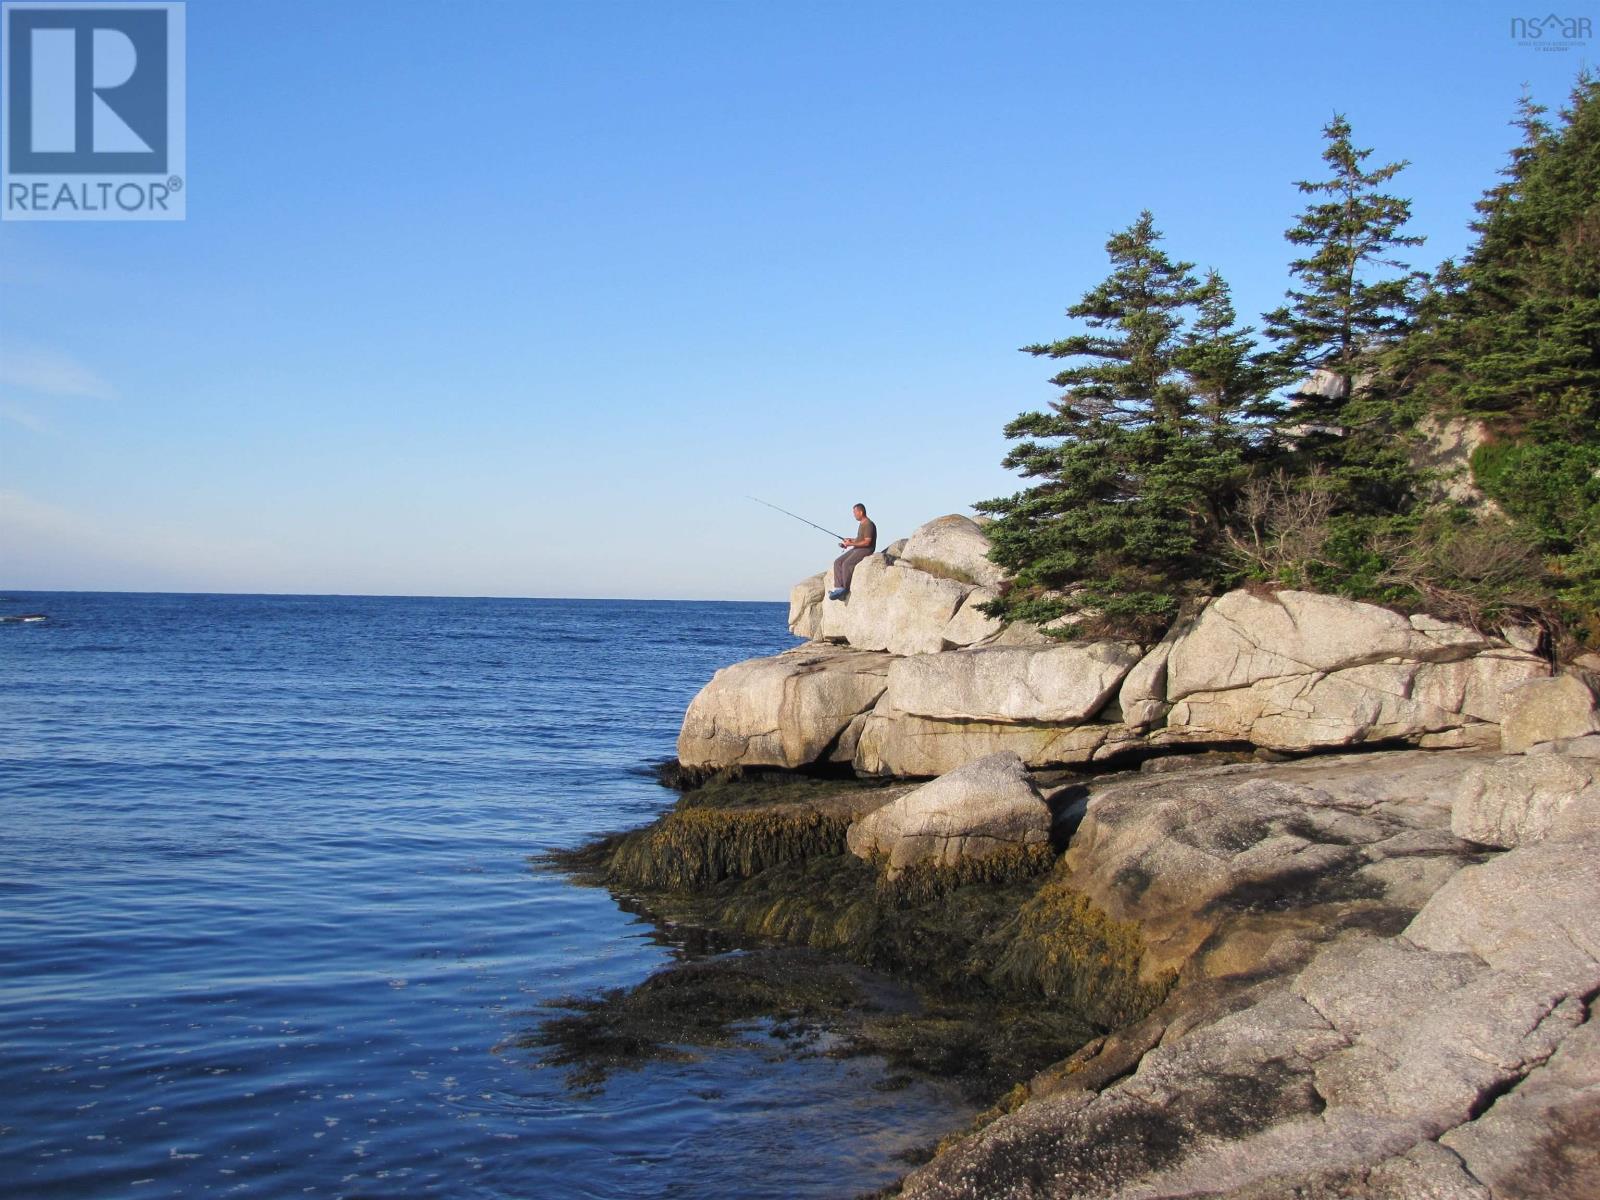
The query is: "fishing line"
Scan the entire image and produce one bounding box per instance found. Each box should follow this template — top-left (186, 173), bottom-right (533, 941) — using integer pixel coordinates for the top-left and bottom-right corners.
top-left (746, 496), bottom-right (849, 541)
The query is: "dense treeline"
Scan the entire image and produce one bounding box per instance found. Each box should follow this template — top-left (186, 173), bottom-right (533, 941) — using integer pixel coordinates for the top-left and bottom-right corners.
top-left (978, 70), bottom-right (1600, 657)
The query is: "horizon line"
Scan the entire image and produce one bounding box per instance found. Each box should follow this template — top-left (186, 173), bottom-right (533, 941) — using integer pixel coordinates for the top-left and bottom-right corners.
top-left (0, 586), bottom-right (788, 605)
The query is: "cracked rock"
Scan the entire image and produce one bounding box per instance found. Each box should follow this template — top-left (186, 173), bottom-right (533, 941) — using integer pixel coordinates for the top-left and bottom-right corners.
top-left (675, 643), bottom-right (892, 770)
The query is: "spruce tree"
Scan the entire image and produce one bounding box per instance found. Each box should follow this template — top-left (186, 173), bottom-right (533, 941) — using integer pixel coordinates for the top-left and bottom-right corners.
top-left (1403, 72), bottom-right (1600, 639)
top-left (977, 213), bottom-right (1249, 639)
top-left (1428, 72), bottom-right (1600, 429)
top-left (1258, 114), bottom-right (1427, 518)
top-left (1263, 114), bottom-right (1426, 414)
top-left (1176, 269), bottom-right (1283, 437)
top-left (1395, 91), bottom-right (1554, 413)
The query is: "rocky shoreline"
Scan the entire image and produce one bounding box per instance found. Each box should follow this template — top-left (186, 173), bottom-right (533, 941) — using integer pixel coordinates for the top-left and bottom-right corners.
top-left (548, 516), bottom-right (1600, 1198)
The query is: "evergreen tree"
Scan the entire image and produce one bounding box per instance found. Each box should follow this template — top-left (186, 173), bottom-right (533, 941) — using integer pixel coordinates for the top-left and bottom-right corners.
top-left (977, 213), bottom-right (1249, 639)
top-left (1022, 210), bottom-right (1200, 428)
top-left (1176, 269), bottom-right (1283, 437)
top-left (1401, 72), bottom-right (1600, 640)
top-left (1263, 114), bottom-right (1426, 411)
top-left (1421, 71), bottom-right (1600, 429)
top-left (1465, 90), bottom-right (1555, 284)
top-left (1397, 88), bottom-right (1559, 413)
top-left (1257, 114), bottom-right (1427, 517)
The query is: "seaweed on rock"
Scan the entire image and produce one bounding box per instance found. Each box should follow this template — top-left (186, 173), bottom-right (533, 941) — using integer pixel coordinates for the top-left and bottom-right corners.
top-left (534, 775), bottom-right (1174, 1106)
top-left (606, 802), bottom-right (860, 890)
top-left (989, 875), bottom-right (1175, 1031)
top-left (510, 947), bottom-right (869, 1090)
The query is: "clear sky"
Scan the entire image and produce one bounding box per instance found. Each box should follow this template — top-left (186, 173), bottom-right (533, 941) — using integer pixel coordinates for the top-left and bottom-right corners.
top-left (0, 0), bottom-right (1592, 599)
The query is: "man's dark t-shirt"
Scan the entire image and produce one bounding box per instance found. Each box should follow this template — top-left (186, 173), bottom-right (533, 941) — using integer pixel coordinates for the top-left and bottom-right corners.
top-left (857, 519), bottom-right (877, 551)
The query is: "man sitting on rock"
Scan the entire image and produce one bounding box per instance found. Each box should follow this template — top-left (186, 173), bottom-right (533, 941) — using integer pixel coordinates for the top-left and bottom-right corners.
top-left (828, 503), bottom-right (877, 600)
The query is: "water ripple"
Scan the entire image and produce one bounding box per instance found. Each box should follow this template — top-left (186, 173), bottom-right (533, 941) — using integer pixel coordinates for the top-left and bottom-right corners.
top-left (0, 593), bottom-right (963, 1199)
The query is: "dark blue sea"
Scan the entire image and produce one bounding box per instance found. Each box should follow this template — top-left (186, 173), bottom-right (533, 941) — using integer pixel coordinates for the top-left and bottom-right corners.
top-left (0, 593), bottom-right (967, 1199)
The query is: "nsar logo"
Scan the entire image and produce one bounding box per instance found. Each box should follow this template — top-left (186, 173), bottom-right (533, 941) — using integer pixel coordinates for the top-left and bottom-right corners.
top-left (1510, 12), bottom-right (1593, 50)
top-left (2, 2), bottom-right (185, 221)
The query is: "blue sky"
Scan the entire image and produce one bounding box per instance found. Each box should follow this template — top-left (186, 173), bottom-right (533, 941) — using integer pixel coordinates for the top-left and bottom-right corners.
top-left (0, 0), bottom-right (1592, 599)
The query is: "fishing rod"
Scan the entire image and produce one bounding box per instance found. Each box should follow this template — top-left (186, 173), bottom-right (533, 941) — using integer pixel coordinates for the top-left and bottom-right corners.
top-left (746, 496), bottom-right (848, 542)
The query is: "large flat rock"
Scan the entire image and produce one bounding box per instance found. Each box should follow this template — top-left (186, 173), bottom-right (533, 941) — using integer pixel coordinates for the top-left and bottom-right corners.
top-left (1158, 591), bottom-right (1546, 749)
top-left (1059, 749), bottom-right (1491, 982)
top-left (1166, 591), bottom-right (1506, 696)
top-left (886, 642), bottom-right (1141, 725)
top-left (1159, 653), bottom-right (1543, 751)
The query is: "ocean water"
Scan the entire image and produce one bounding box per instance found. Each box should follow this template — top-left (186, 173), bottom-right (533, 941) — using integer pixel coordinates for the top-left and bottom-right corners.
top-left (0, 593), bottom-right (966, 1200)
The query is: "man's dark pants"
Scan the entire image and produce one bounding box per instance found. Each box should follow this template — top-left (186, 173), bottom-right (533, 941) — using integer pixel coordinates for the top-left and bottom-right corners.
top-left (833, 547), bottom-right (872, 591)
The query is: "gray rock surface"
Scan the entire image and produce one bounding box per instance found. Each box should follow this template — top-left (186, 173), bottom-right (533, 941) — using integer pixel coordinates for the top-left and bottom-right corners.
top-left (886, 642), bottom-right (1140, 725)
top-left (1499, 673), bottom-right (1600, 752)
top-left (1158, 590), bottom-right (1545, 750)
top-left (814, 550), bottom-right (992, 656)
top-left (711, 545), bottom-right (1576, 777)
top-left (896, 514), bottom-right (1008, 587)
top-left (845, 751), bottom-right (1049, 879)
top-left (899, 745), bottom-right (1600, 1200)
top-left (836, 557), bottom-right (973, 656)
top-left (1293, 367), bottom-right (1351, 401)
top-left (1450, 738), bottom-right (1600, 847)
top-left (1166, 590), bottom-right (1508, 697)
top-left (1059, 749), bottom-right (1489, 982)
top-left (853, 707), bottom-right (1138, 777)
top-left (816, 553), bottom-right (887, 642)
top-left (1413, 412), bottom-right (1499, 512)
top-left (1441, 1016), bottom-right (1600, 1199)
top-left (1116, 611), bottom-right (1196, 729)
top-left (787, 571), bottom-right (826, 640)
top-left (986, 621), bottom-right (1058, 647)
top-left (941, 586), bottom-right (1005, 648)
top-left (675, 644), bottom-right (892, 771)
top-left (1159, 660), bottom-right (1523, 751)
top-left (1406, 834), bottom-right (1600, 992)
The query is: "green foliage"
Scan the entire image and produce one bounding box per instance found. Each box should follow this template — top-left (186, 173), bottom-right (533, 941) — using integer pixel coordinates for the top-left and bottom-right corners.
top-left (980, 76), bottom-right (1599, 651)
top-left (976, 213), bottom-right (1267, 639)
top-left (1177, 269), bottom-right (1285, 431)
top-left (1262, 112), bottom-right (1426, 390)
top-left (1471, 439), bottom-right (1600, 552)
top-left (1020, 209), bottom-right (1201, 427)
top-left (1408, 74), bottom-right (1600, 431)
top-left (1471, 438), bottom-right (1600, 633)
top-left (1400, 71), bottom-right (1600, 643)
top-left (1259, 113), bottom-right (1427, 516)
